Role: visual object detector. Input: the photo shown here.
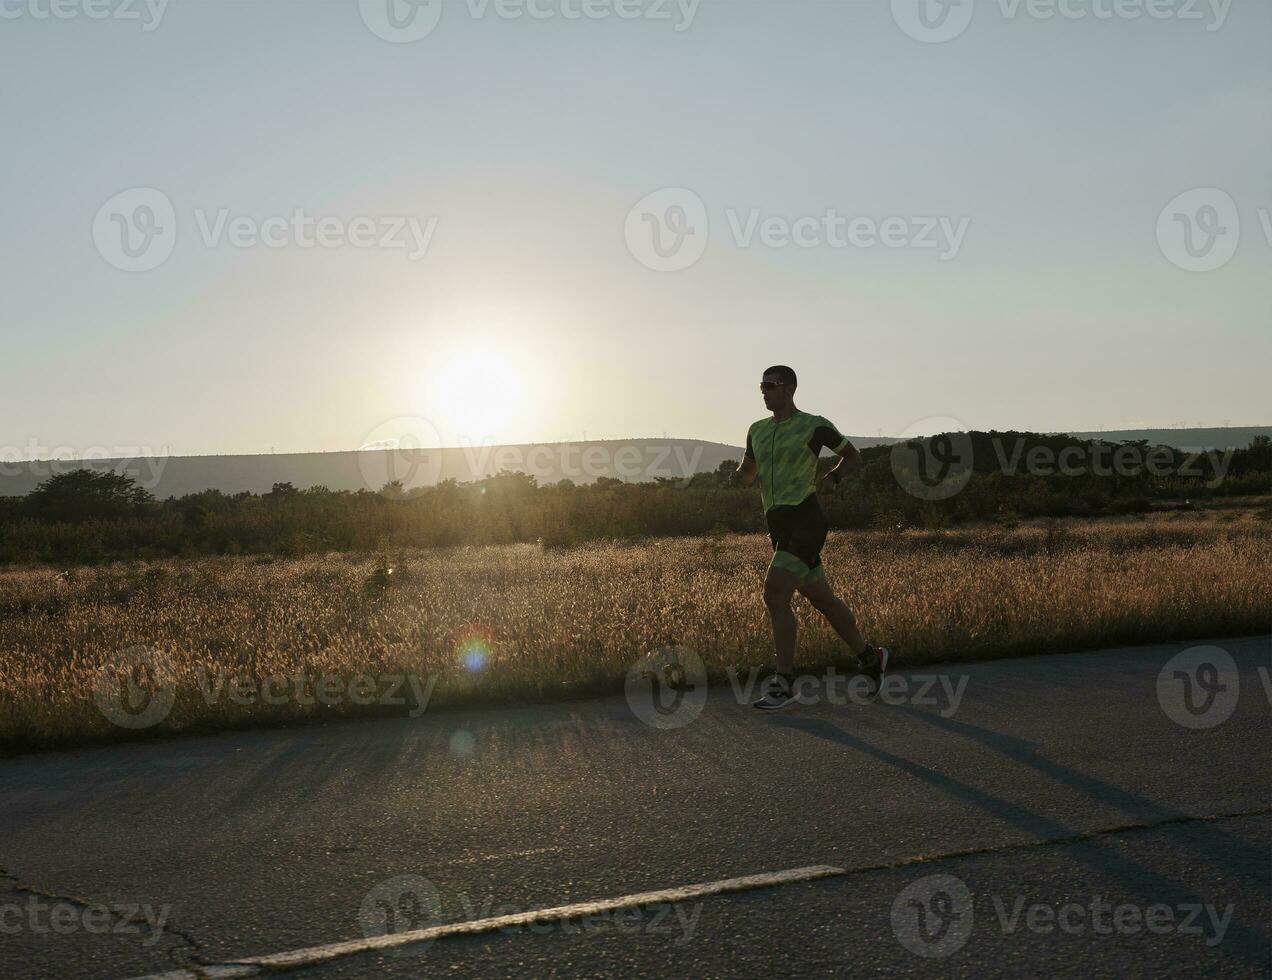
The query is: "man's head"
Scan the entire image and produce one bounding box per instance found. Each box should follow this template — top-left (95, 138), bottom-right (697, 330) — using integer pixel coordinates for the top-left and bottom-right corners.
top-left (760, 365), bottom-right (797, 412)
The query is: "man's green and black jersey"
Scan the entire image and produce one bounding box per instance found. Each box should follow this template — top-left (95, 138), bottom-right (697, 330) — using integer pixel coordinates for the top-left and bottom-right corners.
top-left (744, 411), bottom-right (851, 512)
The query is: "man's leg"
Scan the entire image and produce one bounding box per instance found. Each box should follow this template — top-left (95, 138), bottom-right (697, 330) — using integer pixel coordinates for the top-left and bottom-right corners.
top-left (763, 562), bottom-right (802, 676)
top-left (797, 570), bottom-right (889, 694)
top-left (796, 573), bottom-right (868, 657)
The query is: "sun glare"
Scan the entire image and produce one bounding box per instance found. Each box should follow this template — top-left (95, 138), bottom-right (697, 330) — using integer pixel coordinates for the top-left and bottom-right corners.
top-left (429, 344), bottom-right (529, 443)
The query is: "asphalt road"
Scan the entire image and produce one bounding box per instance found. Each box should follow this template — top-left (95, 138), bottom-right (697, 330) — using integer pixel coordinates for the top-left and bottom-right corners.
top-left (1, 635), bottom-right (1268, 979)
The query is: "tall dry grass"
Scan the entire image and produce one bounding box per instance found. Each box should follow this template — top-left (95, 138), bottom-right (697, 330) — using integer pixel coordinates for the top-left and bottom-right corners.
top-left (1, 513), bottom-right (1268, 753)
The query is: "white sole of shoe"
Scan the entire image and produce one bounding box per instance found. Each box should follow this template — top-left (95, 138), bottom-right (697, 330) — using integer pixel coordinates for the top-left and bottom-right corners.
top-left (752, 698), bottom-right (797, 711)
top-left (863, 646), bottom-right (891, 701)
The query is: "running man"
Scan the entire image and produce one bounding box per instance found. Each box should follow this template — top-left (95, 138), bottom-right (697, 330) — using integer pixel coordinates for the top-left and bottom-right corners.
top-left (733, 365), bottom-right (889, 710)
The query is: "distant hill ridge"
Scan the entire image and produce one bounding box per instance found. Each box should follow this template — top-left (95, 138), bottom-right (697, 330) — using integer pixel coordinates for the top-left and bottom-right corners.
top-left (0, 427), bottom-right (1266, 499)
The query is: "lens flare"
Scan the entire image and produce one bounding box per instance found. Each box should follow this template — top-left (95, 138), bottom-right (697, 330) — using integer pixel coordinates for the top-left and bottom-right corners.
top-left (455, 625), bottom-right (494, 673)
top-left (449, 729), bottom-right (476, 761)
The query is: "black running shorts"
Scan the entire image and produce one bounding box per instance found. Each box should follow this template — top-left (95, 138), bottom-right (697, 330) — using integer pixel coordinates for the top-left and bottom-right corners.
top-left (764, 493), bottom-right (829, 584)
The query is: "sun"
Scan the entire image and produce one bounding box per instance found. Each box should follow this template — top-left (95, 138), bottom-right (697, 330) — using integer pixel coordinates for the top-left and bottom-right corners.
top-left (429, 345), bottom-right (528, 443)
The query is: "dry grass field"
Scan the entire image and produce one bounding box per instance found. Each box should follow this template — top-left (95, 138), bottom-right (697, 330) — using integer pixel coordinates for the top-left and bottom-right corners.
top-left (1, 511), bottom-right (1269, 753)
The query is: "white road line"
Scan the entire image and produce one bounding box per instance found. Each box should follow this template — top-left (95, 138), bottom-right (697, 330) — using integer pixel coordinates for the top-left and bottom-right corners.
top-left (128, 970), bottom-right (257, 980)
top-left (125, 863), bottom-right (847, 979)
top-left (440, 845), bottom-right (565, 867)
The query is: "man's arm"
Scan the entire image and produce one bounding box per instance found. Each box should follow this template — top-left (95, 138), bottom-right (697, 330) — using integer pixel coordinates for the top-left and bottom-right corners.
top-left (816, 420), bottom-right (861, 491)
top-left (822, 441), bottom-right (861, 489)
top-left (733, 429), bottom-right (758, 486)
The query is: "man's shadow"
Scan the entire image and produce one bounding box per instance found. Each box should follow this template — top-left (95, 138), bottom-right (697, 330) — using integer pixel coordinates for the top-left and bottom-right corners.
top-left (768, 712), bottom-right (1270, 970)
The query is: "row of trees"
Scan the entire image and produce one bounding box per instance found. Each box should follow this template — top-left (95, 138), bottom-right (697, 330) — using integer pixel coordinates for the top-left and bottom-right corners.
top-left (1, 434), bottom-right (1268, 564)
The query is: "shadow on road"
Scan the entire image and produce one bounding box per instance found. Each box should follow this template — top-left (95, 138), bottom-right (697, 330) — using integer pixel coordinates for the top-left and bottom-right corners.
top-left (769, 714), bottom-right (1271, 971)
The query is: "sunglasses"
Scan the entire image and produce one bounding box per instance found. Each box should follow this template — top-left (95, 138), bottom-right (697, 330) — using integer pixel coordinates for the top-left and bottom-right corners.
top-left (759, 381), bottom-right (790, 392)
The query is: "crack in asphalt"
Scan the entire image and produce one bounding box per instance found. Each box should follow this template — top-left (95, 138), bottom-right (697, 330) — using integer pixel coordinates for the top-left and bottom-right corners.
top-left (847, 803), bottom-right (1272, 873)
top-left (0, 865), bottom-right (212, 973)
top-left (112, 804), bottom-right (1272, 979)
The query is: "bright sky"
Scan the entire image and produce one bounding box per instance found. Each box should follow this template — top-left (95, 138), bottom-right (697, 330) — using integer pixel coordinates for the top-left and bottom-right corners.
top-left (2, 0), bottom-right (1268, 459)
